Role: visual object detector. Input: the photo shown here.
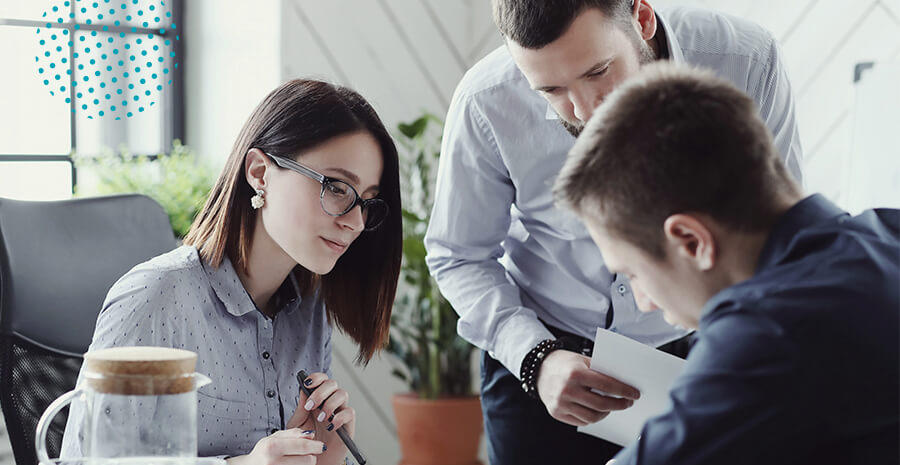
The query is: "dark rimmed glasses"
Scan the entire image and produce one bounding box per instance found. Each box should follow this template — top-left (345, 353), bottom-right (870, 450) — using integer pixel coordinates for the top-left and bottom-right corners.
top-left (264, 152), bottom-right (388, 231)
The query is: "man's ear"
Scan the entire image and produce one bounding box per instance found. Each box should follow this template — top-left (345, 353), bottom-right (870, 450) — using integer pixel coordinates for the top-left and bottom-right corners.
top-left (245, 148), bottom-right (269, 191)
top-left (663, 214), bottom-right (716, 271)
top-left (633, 0), bottom-right (657, 41)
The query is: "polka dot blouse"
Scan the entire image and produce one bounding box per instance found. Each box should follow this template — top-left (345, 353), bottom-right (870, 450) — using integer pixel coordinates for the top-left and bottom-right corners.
top-left (61, 245), bottom-right (333, 458)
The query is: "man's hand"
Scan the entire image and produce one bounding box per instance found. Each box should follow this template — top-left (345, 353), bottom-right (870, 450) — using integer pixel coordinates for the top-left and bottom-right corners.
top-left (536, 350), bottom-right (640, 426)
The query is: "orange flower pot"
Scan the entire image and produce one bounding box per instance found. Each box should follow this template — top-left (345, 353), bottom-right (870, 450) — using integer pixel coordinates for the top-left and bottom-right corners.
top-left (392, 393), bottom-right (484, 465)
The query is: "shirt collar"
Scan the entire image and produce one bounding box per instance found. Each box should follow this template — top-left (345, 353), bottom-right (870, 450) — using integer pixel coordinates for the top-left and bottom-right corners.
top-left (203, 254), bottom-right (303, 317)
top-left (655, 11), bottom-right (684, 64)
top-left (700, 195), bottom-right (846, 325)
top-left (544, 11), bottom-right (682, 120)
top-left (755, 194), bottom-right (848, 273)
top-left (272, 272), bottom-right (303, 315)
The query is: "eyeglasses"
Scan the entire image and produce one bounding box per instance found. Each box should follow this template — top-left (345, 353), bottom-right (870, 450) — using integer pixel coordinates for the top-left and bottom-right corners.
top-left (263, 152), bottom-right (388, 231)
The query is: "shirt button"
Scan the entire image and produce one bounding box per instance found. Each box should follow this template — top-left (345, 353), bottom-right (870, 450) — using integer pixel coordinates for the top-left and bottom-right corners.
top-left (267, 389), bottom-right (276, 398)
top-left (262, 351), bottom-right (270, 359)
top-left (617, 284), bottom-right (627, 295)
top-left (270, 428), bottom-right (278, 435)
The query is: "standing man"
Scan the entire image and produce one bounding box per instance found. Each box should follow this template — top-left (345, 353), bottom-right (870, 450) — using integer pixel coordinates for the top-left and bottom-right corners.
top-left (425, 1), bottom-right (803, 463)
top-left (553, 62), bottom-right (899, 465)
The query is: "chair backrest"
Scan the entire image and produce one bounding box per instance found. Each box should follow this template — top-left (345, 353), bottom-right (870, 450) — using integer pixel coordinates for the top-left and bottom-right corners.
top-left (0, 194), bottom-right (177, 465)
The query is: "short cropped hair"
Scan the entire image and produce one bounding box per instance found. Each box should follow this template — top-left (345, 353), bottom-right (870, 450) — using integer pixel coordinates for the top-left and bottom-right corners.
top-left (554, 63), bottom-right (801, 257)
top-left (492, 0), bottom-right (634, 49)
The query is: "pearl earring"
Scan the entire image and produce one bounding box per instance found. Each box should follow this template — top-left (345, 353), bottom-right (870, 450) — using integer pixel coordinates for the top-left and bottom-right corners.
top-left (250, 189), bottom-right (265, 209)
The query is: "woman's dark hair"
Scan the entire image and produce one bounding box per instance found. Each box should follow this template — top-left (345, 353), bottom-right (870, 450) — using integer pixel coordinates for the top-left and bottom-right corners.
top-left (184, 79), bottom-right (402, 364)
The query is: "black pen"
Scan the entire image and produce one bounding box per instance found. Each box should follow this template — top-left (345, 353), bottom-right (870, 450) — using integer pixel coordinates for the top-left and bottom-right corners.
top-left (297, 370), bottom-right (367, 465)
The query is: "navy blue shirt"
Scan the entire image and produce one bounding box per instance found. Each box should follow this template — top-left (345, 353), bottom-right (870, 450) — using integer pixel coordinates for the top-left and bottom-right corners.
top-left (615, 195), bottom-right (899, 465)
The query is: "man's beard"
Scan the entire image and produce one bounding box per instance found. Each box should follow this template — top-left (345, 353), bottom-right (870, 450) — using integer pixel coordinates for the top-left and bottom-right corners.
top-left (560, 118), bottom-right (584, 138)
top-left (558, 38), bottom-right (657, 138)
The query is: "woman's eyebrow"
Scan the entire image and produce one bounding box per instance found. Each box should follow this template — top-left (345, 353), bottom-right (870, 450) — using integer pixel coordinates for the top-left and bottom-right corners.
top-left (324, 167), bottom-right (379, 192)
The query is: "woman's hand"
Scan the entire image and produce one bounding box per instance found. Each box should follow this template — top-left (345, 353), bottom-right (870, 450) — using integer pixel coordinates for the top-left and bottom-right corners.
top-left (287, 372), bottom-right (357, 465)
top-left (226, 429), bottom-right (324, 465)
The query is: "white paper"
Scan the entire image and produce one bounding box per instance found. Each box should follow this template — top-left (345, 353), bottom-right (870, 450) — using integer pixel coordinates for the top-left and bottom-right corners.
top-left (576, 328), bottom-right (686, 446)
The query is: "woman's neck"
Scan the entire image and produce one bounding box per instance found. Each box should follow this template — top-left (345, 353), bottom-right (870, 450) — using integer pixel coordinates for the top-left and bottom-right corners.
top-left (236, 218), bottom-right (297, 317)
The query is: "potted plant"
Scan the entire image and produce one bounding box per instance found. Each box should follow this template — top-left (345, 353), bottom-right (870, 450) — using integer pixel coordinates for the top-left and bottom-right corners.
top-left (388, 114), bottom-right (482, 465)
top-left (74, 141), bottom-right (215, 238)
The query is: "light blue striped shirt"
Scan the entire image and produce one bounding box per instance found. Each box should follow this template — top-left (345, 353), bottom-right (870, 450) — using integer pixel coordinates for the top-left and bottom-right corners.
top-left (425, 7), bottom-right (804, 376)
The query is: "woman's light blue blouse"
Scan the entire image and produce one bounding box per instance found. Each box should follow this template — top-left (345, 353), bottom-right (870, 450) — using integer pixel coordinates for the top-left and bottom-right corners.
top-left (61, 245), bottom-right (332, 457)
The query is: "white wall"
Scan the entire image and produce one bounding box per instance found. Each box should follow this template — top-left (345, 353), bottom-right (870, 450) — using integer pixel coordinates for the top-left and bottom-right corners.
top-left (184, 0), bottom-right (281, 169)
top-left (277, 2), bottom-right (500, 463)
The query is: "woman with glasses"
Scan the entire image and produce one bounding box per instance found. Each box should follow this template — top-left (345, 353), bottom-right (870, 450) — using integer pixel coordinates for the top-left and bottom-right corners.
top-left (62, 79), bottom-right (402, 465)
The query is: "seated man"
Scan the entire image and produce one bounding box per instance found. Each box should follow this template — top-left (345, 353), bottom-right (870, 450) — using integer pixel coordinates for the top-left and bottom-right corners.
top-left (553, 62), bottom-right (899, 464)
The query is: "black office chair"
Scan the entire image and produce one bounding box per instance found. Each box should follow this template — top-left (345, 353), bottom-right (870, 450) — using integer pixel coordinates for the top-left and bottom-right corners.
top-left (0, 194), bottom-right (177, 465)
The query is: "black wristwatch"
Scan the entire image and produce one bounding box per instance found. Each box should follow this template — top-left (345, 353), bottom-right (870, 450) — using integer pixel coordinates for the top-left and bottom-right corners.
top-left (519, 339), bottom-right (561, 399)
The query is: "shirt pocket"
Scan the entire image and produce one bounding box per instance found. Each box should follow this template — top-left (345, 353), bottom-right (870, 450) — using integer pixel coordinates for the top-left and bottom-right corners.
top-left (197, 392), bottom-right (251, 420)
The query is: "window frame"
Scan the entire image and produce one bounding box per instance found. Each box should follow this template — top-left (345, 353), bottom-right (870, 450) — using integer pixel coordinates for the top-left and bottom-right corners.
top-left (0, 0), bottom-right (184, 193)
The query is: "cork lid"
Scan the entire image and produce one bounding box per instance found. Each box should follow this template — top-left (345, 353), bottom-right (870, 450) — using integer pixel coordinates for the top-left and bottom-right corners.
top-left (83, 347), bottom-right (199, 395)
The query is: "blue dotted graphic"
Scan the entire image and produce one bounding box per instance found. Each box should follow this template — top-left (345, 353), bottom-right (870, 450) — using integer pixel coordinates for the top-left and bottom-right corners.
top-left (34, 0), bottom-right (179, 120)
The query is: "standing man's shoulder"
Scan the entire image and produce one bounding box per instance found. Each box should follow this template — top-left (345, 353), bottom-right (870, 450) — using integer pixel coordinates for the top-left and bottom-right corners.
top-left (441, 44), bottom-right (558, 164)
top-left (452, 45), bottom-right (532, 104)
top-left (663, 6), bottom-right (804, 184)
top-left (664, 6), bottom-right (777, 65)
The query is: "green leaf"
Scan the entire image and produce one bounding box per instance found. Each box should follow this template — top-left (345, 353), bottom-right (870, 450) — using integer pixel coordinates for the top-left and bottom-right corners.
top-left (401, 209), bottom-right (425, 225)
top-left (391, 368), bottom-right (409, 382)
top-left (387, 113), bottom-right (477, 397)
top-left (397, 115), bottom-right (430, 139)
top-left (74, 140), bottom-right (215, 238)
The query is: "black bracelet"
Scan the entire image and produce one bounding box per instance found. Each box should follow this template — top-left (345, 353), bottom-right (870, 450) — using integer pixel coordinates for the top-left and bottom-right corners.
top-left (520, 339), bottom-right (561, 399)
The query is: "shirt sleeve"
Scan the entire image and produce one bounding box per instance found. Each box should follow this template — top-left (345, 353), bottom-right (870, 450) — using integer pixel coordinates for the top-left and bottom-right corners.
top-left (60, 263), bottom-right (187, 458)
top-left (613, 310), bottom-right (817, 465)
top-left (424, 90), bottom-right (554, 377)
top-left (753, 35), bottom-right (804, 188)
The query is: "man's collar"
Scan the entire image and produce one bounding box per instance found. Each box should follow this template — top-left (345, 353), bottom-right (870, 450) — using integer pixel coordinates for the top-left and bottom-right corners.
top-left (655, 11), bottom-right (683, 63)
top-left (755, 194), bottom-right (848, 273)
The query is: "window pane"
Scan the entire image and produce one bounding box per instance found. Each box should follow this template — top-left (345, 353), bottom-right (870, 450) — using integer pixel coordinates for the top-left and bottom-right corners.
top-left (0, 2), bottom-right (52, 21)
top-left (76, 0), bottom-right (175, 29)
top-left (0, 25), bottom-right (72, 154)
top-left (73, 30), bottom-right (174, 155)
top-left (0, 161), bottom-right (73, 200)
top-left (844, 62), bottom-right (900, 213)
